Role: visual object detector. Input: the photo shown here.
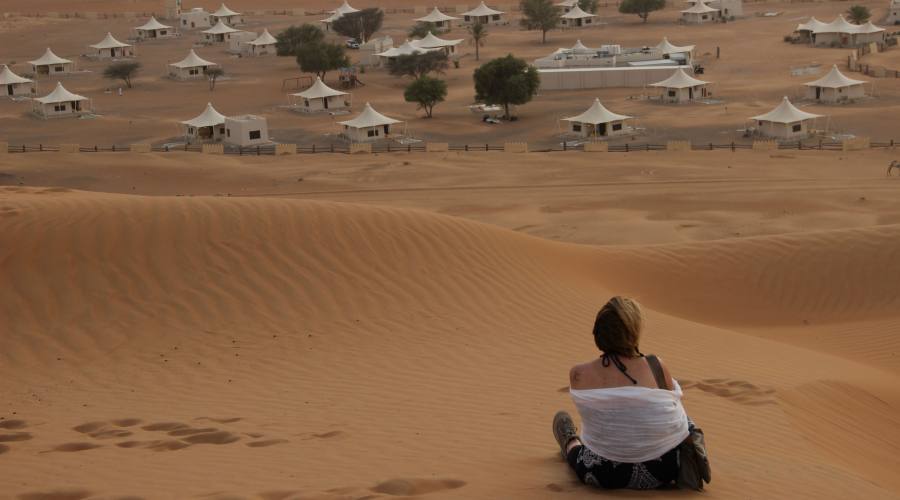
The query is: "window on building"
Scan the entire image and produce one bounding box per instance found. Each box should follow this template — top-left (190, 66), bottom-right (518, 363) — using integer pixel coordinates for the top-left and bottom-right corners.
top-left (612, 123), bottom-right (623, 131)
top-left (54, 66), bottom-right (63, 72)
top-left (572, 124), bottom-right (582, 132)
top-left (792, 123), bottom-right (802, 132)
top-left (367, 129), bottom-right (377, 137)
top-left (668, 90), bottom-right (676, 97)
top-left (249, 130), bottom-right (261, 140)
top-left (54, 104), bottom-right (65, 112)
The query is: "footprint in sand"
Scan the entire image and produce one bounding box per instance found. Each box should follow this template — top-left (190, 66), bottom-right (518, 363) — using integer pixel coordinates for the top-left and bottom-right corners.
top-left (680, 378), bottom-right (776, 406)
top-left (51, 442), bottom-right (103, 452)
top-left (0, 419), bottom-right (29, 430)
top-left (246, 439), bottom-right (289, 448)
top-left (0, 432), bottom-right (33, 443)
top-left (370, 478), bottom-right (466, 496)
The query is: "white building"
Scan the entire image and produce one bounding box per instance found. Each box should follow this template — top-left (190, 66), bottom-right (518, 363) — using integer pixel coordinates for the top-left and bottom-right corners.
top-left (210, 3), bottom-right (245, 26)
top-left (416, 32), bottom-right (464, 55)
top-left (0, 65), bottom-right (35, 98)
top-left (32, 82), bottom-right (91, 119)
top-left (290, 77), bottom-right (350, 113)
top-left (461, 2), bottom-right (505, 25)
top-left (681, 1), bottom-right (721, 24)
top-left (804, 65), bottom-right (866, 103)
top-left (887, 0), bottom-right (900, 24)
top-left (168, 49), bottom-right (219, 80)
top-left (88, 33), bottom-right (135, 59)
top-left (338, 102), bottom-right (403, 142)
top-left (360, 35), bottom-right (394, 66)
top-left (240, 29), bottom-right (278, 56)
top-left (181, 102), bottom-right (227, 143)
top-left (135, 17), bottom-right (175, 39)
top-left (28, 48), bottom-right (74, 76)
top-left (649, 68), bottom-right (710, 103)
top-left (684, 0), bottom-right (742, 18)
top-left (750, 96), bottom-right (823, 139)
top-left (225, 115), bottom-right (269, 146)
top-left (795, 15), bottom-right (887, 47)
top-left (203, 20), bottom-right (242, 43)
top-left (414, 7), bottom-right (460, 30)
top-left (180, 8), bottom-right (212, 29)
top-left (560, 98), bottom-right (633, 138)
top-left (561, 5), bottom-right (596, 28)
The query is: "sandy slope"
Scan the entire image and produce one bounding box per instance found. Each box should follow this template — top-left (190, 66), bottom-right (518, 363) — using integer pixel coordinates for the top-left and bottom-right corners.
top-left (1, 185), bottom-right (899, 499)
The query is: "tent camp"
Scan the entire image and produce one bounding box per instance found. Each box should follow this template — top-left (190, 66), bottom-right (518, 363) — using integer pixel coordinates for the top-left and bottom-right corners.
top-left (168, 49), bottom-right (219, 80)
top-left (795, 15), bottom-right (886, 47)
top-left (181, 102), bottom-right (227, 142)
top-left (461, 2), bottom-right (505, 25)
top-left (560, 98), bottom-right (633, 138)
top-left (750, 96), bottom-right (823, 139)
top-left (414, 7), bottom-right (460, 30)
top-left (681, 1), bottom-right (720, 23)
top-left (415, 32), bottom-right (464, 55)
top-left (241, 29), bottom-right (278, 56)
top-left (338, 102), bottom-right (403, 142)
top-left (649, 68), bottom-right (710, 103)
top-left (180, 7), bottom-right (211, 29)
top-left (210, 3), bottom-right (244, 26)
top-left (29, 48), bottom-right (74, 76)
top-left (32, 82), bottom-right (90, 119)
top-left (88, 33), bottom-right (135, 59)
top-left (289, 77), bottom-right (350, 113)
top-left (135, 17), bottom-right (175, 39)
top-left (0, 65), bottom-right (35, 97)
top-left (561, 5), bottom-right (596, 28)
top-left (804, 65), bottom-right (867, 103)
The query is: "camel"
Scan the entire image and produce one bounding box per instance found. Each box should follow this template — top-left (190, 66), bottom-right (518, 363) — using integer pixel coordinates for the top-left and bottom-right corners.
top-left (889, 160), bottom-right (899, 176)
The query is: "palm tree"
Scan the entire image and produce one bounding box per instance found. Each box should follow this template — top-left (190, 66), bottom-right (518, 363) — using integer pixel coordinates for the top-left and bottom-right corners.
top-left (468, 22), bottom-right (487, 61)
top-left (846, 5), bottom-right (871, 24)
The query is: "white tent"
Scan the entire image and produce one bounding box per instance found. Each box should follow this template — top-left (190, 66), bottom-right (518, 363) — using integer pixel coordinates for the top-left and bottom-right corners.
top-left (561, 5), bottom-right (596, 28)
top-left (461, 2), bottom-right (505, 24)
top-left (799, 15), bottom-right (886, 46)
top-left (555, 0), bottom-right (579, 12)
top-left (649, 68), bottom-right (710, 103)
top-left (656, 37), bottom-right (695, 58)
top-left (377, 40), bottom-right (440, 58)
top-left (135, 16), bottom-right (175, 39)
top-left (181, 102), bottom-right (227, 143)
top-left (804, 65), bottom-right (866, 103)
top-left (560, 98), bottom-right (632, 137)
top-left (338, 102), bottom-right (403, 142)
top-left (414, 7), bottom-right (459, 29)
top-left (244, 29), bottom-right (278, 56)
top-left (416, 32), bottom-right (464, 54)
top-left (290, 77), bottom-right (350, 113)
top-left (168, 49), bottom-right (219, 80)
top-left (32, 82), bottom-right (90, 118)
top-left (89, 33), bottom-right (135, 59)
top-left (203, 20), bottom-right (242, 43)
top-left (681, 1), bottom-right (720, 23)
top-left (210, 3), bottom-right (244, 26)
top-left (750, 96), bottom-right (823, 139)
top-left (29, 48), bottom-right (74, 76)
top-left (568, 40), bottom-right (597, 54)
top-left (0, 65), bottom-right (35, 97)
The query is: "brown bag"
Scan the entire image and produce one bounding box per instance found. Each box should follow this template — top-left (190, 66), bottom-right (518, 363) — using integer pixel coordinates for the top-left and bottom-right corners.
top-left (646, 354), bottom-right (712, 491)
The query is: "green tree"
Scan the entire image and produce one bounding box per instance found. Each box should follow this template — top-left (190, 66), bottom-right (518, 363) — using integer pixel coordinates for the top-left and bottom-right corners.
top-left (387, 51), bottom-right (449, 79)
top-left (275, 24), bottom-right (324, 56)
top-left (331, 8), bottom-right (384, 43)
top-left (206, 67), bottom-right (224, 91)
top-left (618, 0), bottom-right (666, 22)
top-left (846, 5), bottom-right (871, 24)
top-left (579, 0), bottom-right (599, 13)
top-left (473, 54), bottom-right (540, 120)
top-left (404, 76), bottom-right (447, 118)
top-left (519, 0), bottom-right (560, 44)
top-left (468, 22), bottom-right (488, 61)
top-left (296, 42), bottom-right (350, 81)
top-left (409, 22), bottom-right (439, 39)
top-left (103, 61), bottom-right (141, 88)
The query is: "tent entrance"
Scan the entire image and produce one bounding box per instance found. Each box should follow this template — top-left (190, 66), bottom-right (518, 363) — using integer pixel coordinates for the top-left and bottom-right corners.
top-left (7, 84), bottom-right (12, 96)
top-left (815, 87), bottom-right (821, 99)
top-left (199, 126), bottom-right (214, 139)
top-left (598, 122), bottom-right (607, 136)
top-left (324, 98), bottom-right (329, 109)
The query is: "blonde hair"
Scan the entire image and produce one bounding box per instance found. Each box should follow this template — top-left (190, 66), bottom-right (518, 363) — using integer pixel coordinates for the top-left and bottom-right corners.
top-left (592, 296), bottom-right (643, 357)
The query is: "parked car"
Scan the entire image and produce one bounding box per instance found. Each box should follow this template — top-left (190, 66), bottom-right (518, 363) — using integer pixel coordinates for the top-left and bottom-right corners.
top-left (345, 39), bottom-right (360, 49)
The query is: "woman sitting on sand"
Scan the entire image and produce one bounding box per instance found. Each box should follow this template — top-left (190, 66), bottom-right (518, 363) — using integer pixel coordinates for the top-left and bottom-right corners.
top-left (552, 296), bottom-right (691, 489)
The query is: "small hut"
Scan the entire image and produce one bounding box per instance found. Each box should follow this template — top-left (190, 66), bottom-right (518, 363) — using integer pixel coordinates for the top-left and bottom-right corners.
top-left (224, 115), bottom-right (269, 146)
top-left (750, 96), bottom-right (822, 139)
top-left (88, 33), bottom-right (135, 59)
top-left (168, 49), bottom-right (219, 80)
top-left (203, 20), bottom-right (242, 43)
top-left (414, 7), bottom-right (460, 30)
top-left (338, 102), bottom-right (403, 142)
top-left (461, 2), bottom-right (505, 25)
top-left (210, 3), bottom-right (244, 26)
top-left (649, 68), bottom-right (710, 103)
top-left (181, 102), bottom-right (227, 143)
top-left (180, 7), bottom-right (212, 29)
top-left (32, 82), bottom-right (91, 119)
top-left (243, 29), bottom-right (278, 56)
top-left (804, 65), bottom-right (866, 103)
top-left (680, 1), bottom-right (720, 23)
top-left (416, 32), bottom-right (464, 55)
top-left (0, 65), bottom-right (35, 98)
top-left (561, 98), bottom-right (633, 138)
top-left (561, 5), bottom-right (596, 28)
top-left (290, 77), bottom-right (350, 113)
top-left (135, 17), bottom-right (175, 39)
top-left (29, 48), bottom-right (74, 76)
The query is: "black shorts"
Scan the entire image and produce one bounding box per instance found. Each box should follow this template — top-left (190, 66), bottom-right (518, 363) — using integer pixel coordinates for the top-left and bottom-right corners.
top-left (566, 444), bottom-right (679, 489)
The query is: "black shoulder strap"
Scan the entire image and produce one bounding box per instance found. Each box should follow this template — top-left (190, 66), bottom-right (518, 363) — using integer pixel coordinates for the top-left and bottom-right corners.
top-left (645, 354), bottom-right (668, 390)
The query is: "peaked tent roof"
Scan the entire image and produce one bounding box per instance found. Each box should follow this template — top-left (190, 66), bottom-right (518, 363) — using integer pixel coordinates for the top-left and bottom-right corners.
top-left (34, 82), bottom-right (87, 104)
top-left (416, 32), bottom-right (464, 48)
top-left (562, 98), bottom-right (632, 124)
top-left (135, 16), bottom-right (171, 31)
top-left (571, 39), bottom-right (595, 53)
top-left (332, 0), bottom-right (360, 15)
top-left (561, 5), bottom-right (595, 18)
top-left (181, 103), bottom-right (227, 128)
top-left (415, 7), bottom-right (460, 23)
top-left (90, 32), bottom-right (132, 49)
top-left (656, 37), bottom-right (695, 54)
top-left (681, 1), bottom-right (719, 14)
top-left (203, 20), bottom-right (241, 34)
top-left (338, 102), bottom-right (401, 128)
top-left (170, 49), bottom-right (218, 68)
top-left (292, 76), bottom-right (348, 99)
top-left (377, 40), bottom-right (439, 57)
top-left (0, 65), bottom-right (33, 85)
top-left (796, 16), bottom-right (827, 32)
top-left (556, 0), bottom-right (579, 6)
top-left (816, 15), bottom-right (859, 33)
top-left (29, 48), bottom-right (72, 66)
top-left (248, 29), bottom-right (278, 45)
top-left (804, 64), bottom-right (866, 88)
top-left (856, 21), bottom-right (885, 33)
top-left (750, 96), bottom-right (823, 123)
top-left (212, 3), bottom-right (241, 17)
top-left (321, 12), bottom-right (343, 23)
top-left (649, 68), bottom-right (709, 88)
top-left (462, 2), bottom-right (504, 16)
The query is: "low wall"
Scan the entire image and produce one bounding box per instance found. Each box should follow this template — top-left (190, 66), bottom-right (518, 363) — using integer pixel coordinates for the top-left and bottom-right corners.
top-left (59, 144), bottom-right (79, 153)
top-left (425, 142), bottom-right (449, 153)
top-left (504, 142), bottom-right (528, 153)
top-left (130, 143), bottom-right (151, 153)
top-left (202, 144), bottom-right (224, 154)
top-left (667, 140), bottom-right (692, 152)
top-left (752, 141), bottom-right (779, 152)
top-left (275, 143), bottom-right (296, 155)
top-left (583, 142), bottom-right (609, 152)
top-left (350, 143), bottom-right (372, 154)
top-left (843, 137), bottom-right (871, 151)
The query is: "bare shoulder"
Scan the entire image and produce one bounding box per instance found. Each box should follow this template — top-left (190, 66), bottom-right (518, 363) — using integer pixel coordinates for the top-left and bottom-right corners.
top-left (650, 355), bottom-right (676, 390)
top-left (569, 362), bottom-right (592, 390)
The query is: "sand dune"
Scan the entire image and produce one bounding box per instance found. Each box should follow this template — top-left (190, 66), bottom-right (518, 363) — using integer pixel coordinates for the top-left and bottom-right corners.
top-left (1, 186), bottom-right (899, 499)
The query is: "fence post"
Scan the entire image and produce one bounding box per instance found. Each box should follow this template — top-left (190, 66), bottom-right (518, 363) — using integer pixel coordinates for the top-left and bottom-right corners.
top-left (312, 144), bottom-right (316, 153)
top-left (388, 143), bottom-right (391, 152)
top-left (95, 145), bottom-right (98, 152)
top-left (563, 142), bottom-right (567, 151)
top-left (625, 143), bottom-right (629, 152)
top-left (731, 142), bottom-right (735, 152)
top-left (819, 139), bottom-right (822, 150)
top-left (408, 145), bottom-right (411, 153)
top-left (646, 143), bottom-right (649, 151)
top-left (798, 141), bottom-right (802, 150)
top-left (485, 143), bottom-right (488, 151)
top-left (331, 144), bottom-right (334, 153)
top-left (40, 144), bottom-right (43, 151)
top-left (465, 144), bottom-right (468, 151)
top-left (112, 144), bottom-right (116, 152)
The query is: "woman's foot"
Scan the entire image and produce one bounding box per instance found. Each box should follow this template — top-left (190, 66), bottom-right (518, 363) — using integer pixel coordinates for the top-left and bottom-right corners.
top-left (552, 411), bottom-right (579, 460)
